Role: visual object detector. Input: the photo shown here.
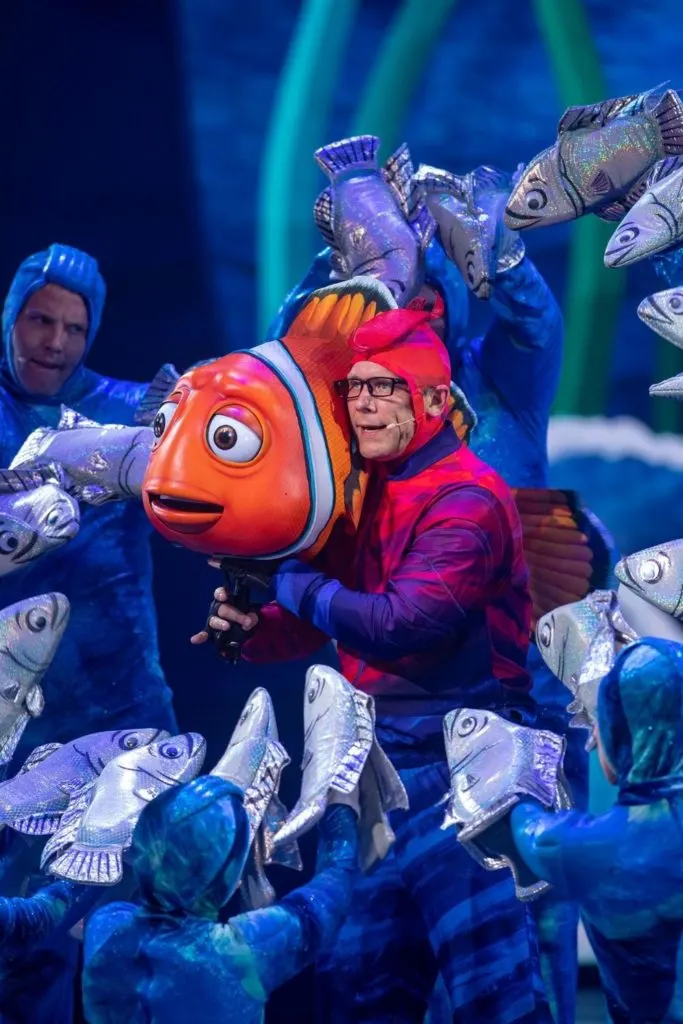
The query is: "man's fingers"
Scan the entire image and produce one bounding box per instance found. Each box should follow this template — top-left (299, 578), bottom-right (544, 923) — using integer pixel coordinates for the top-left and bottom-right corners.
top-left (214, 587), bottom-right (228, 601)
top-left (209, 615), bottom-right (230, 632)
top-left (190, 631), bottom-right (209, 645)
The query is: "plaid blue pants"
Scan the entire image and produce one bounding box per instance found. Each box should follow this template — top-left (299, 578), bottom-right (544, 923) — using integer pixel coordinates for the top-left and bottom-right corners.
top-left (315, 755), bottom-right (552, 1023)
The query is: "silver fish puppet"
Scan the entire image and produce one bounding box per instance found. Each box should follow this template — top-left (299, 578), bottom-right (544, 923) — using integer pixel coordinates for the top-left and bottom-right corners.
top-left (271, 665), bottom-right (407, 870)
top-left (313, 135), bottom-right (434, 304)
top-left (0, 728), bottom-right (168, 835)
top-left (0, 480), bottom-right (79, 576)
top-left (615, 539), bottom-right (683, 620)
top-left (442, 708), bottom-right (571, 901)
top-left (9, 406), bottom-right (154, 505)
top-left (536, 590), bottom-right (637, 741)
top-left (505, 87), bottom-right (683, 230)
top-left (211, 688), bottom-right (300, 909)
top-left (43, 732), bottom-right (206, 885)
top-left (637, 285), bottom-right (683, 399)
top-left (604, 157), bottom-right (683, 267)
top-left (416, 163), bottom-right (525, 299)
top-left (0, 592), bottom-right (70, 772)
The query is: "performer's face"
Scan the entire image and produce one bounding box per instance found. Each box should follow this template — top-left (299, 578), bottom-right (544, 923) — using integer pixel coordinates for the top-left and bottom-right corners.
top-left (345, 360), bottom-right (416, 461)
top-left (12, 284), bottom-right (88, 395)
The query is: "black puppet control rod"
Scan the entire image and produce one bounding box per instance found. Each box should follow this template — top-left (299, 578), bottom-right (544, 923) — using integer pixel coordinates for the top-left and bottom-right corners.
top-left (205, 558), bottom-right (280, 664)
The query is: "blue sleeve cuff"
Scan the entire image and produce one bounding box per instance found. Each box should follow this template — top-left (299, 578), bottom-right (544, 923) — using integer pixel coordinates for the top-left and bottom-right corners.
top-left (271, 559), bottom-right (340, 630)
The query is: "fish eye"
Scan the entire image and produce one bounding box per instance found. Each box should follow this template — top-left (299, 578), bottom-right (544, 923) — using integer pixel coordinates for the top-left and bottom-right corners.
top-left (119, 733), bottom-right (140, 750)
top-left (153, 401), bottom-right (180, 442)
top-left (0, 530), bottom-right (19, 554)
top-left (160, 742), bottom-right (181, 759)
top-left (466, 258), bottom-right (476, 285)
top-left (25, 608), bottom-right (48, 633)
top-left (45, 508), bottom-right (62, 527)
top-left (616, 226), bottom-right (639, 246)
top-left (538, 622), bottom-right (552, 647)
top-left (307, 677), bottom-right (323, 703)
top-left (456, 714), bottom-right (478, 737)
top-left (669, 293), bottom-right (683, 312)
top-left (640, 557), bottom-right (664, 583)
top-left (525, 188), bottom-right (547, 212)
top-left (206, 412), bottom-right (263, 463)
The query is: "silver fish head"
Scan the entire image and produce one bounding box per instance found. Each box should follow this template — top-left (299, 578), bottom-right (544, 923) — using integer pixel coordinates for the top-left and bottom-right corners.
top-left (211, 689), bottom-right (279, 790)
top-left (120, 732), bottom-right (207, 794)
top-left (73, 727), bottom-right (172, 775)
top-left (443, 708), bottom-right (518, 811)
top-left (0, 514), bottom-right (37, 577)
top-left (638, 287), bottom-right (683, 350)
top-left (0, 592), bottom-right (70, 695)
top-left (300, 665), bottom-right (366, 802)
top-left (605, 166), bottom-right (683, 267)
top-left (426, 192), bottom-right (495, 298)
top-left (504, 145), bottom-right (576, 229)
top-left (9, 484), bottom-right (80, 545)
top-left (229, 688), bottom-right (278, 746)
top-left (535, 590), bottom-right (620, 692)
top-left (615, 540), bottom-right (683, 619)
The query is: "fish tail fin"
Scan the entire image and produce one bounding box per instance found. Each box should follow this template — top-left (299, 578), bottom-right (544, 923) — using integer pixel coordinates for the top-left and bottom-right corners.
top-left (415, 163), bottom-right (466, 198)
top-left (313, 187), bottom-right (336, 248)
top-left (314, 135), bottom-right (380, 180)
top-left (11, 812), bottom-right (62, 836)
top-left (40, 784), bottom-right (95, 870)
top-left (383, 144), bottom-right (436, 249)
top-left (653, 90), bottom-right (683, 155)
top-left (48, 844), bottom-right (122, 885)
top-left (134, 363), bottom-right (181, 425)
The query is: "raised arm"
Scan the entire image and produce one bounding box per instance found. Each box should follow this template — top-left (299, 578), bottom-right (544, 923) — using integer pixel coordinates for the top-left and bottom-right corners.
top-left (267, 485), bottom-right (520, 662)
top-left (475, 258), bottom-right (564, 426)
top-left (0, 880), bottom-right (100, 956)
top-left (229, 803), bottom-right (358, 996)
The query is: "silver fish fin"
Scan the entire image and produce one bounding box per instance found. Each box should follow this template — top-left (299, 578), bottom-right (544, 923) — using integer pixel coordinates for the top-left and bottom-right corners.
top-left (647, 155), bottom-right (683, 187)
top-left (17, 742), bottom-right (63, 775)
top-left (557, 91), bottom-right (645, 134)
top-left (652, 89), bottom-right (683, 155)
top-left (263, 794), bottom-right (302, 871)
top-left (328, 690), bottom-right (374, 795)
top-left (0, 462), bottom-right (70, 493)
top-left (596, 171), bottom-right (652, 221)
top-left (313, 187), bottom-right (336, 247)
top-left (0, 712), bottom-right (31, 769)
top-left (357, 741), bottom-right (408, 871)
top-left (314, 135), bottom-right (380, 179)
top-left (414, 163), bottom-right (466, 198)
top-left (471, 164), bottom-right (514, 195)
top-left (11, 811), bottom-right (62, 836)
top-left (650, 373), bottom-right (683, 399)
top-left (48, 843), bottom-right (123, 885)
top-left (78, 484), bottom-right (118, 506)
top-left (8, 427), bottom-right (53, 469)
top-left (568, 711), bottom-right (594, 732)
top-left (271, 792), bottom-right (328, 849)
top-left (240, 832), bottom-right (276, 910)
top-left (41, 783), bottom-right (97, 869)
top-left (134, 364), bottom-right (181, 425)
top-left (58, 406), bottom-right (101, 430)
top-left (383, 145), bottom-right (436, 249)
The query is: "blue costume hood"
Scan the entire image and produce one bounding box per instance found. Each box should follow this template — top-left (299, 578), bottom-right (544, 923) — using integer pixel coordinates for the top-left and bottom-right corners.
top-left (131, 776), bottom-right (251, 920)
top-left (598, 637), bottom-right (683, 805)
top-left (1, 243), bottom-right (106, 406)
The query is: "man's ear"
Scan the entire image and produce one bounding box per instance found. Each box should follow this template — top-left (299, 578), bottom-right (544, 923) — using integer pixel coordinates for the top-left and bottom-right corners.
top-left (424, 385), bottom-right (450, 416)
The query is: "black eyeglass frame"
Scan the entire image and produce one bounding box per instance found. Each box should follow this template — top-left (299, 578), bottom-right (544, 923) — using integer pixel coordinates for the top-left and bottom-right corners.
top-left (333, 376), bottom-right (410, 400)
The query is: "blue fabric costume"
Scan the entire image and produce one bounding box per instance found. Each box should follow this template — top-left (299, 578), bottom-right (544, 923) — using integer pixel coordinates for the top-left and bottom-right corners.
top-left (269, 241), bottom-right (584, 1022)
top-left (511, 636), bottom-right (683, 1023)
top-left (0, 245), bottom-right (177, 755)
top-left (82, 776), bottom-right (359, 1023)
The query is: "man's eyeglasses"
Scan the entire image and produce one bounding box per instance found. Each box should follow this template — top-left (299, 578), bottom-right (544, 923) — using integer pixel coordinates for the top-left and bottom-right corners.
top-left (334, 377), bottom-right (409, 400)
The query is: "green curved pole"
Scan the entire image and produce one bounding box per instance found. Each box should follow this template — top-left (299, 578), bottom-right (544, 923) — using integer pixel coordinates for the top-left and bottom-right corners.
top-left (351, 0), bottom-right (458, 160)
top-left (257, 0), bottom-right (359, 337)
top-left (533, 0), bottom-right (626, 418)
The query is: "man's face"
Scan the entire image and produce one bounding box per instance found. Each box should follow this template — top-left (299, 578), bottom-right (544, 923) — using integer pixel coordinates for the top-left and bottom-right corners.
top-left (344, 360), bottom-right (417, 461)
top-left (12, 284), bottom-right (88, 396)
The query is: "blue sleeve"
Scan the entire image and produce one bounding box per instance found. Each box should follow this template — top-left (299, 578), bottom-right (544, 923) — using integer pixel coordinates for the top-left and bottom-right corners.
top-left (0, 881), bottom-right (100, 956)
top-left (83, 901), bottom-right (136, 965)
top-left (271, 486), bottom-right (514, 662)
top-left (266, 249), bottom-right (334, 339)
top-left (230, 803), bottom-right (358, 995)
top-left (475, 258), bottom-right (563, 425)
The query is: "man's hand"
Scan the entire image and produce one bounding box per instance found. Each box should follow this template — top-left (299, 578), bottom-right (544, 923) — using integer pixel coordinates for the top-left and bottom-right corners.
top-left (190, 586), bottom-right (260, 645)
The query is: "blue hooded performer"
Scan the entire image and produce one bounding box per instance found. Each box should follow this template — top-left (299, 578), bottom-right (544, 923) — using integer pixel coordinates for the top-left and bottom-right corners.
top-left (266, 143), bottom-right (592, 1022)
top-left (507, 637), bottom-right (683, 1023)
top-left (0, 244), bottom-right (177, 751)
top-left (82, 776), bottom-right (359, 1024)
top-left (0, 244), bottom-right (178, 1024)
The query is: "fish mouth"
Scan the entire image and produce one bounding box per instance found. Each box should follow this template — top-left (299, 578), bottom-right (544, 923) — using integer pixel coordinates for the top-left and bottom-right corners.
top-left (146, 492), bottom-right (223, 535)
top-left (503, 206), bottom-right (544, 229)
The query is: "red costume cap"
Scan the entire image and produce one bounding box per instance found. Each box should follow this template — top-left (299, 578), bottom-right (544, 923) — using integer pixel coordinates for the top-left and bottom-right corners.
top-left (348, 308), bottom-right (452, 458)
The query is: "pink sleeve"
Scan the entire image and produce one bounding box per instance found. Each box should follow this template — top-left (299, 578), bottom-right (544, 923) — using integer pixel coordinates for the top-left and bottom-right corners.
top-left (241, 601), bottom-right (330, 664)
